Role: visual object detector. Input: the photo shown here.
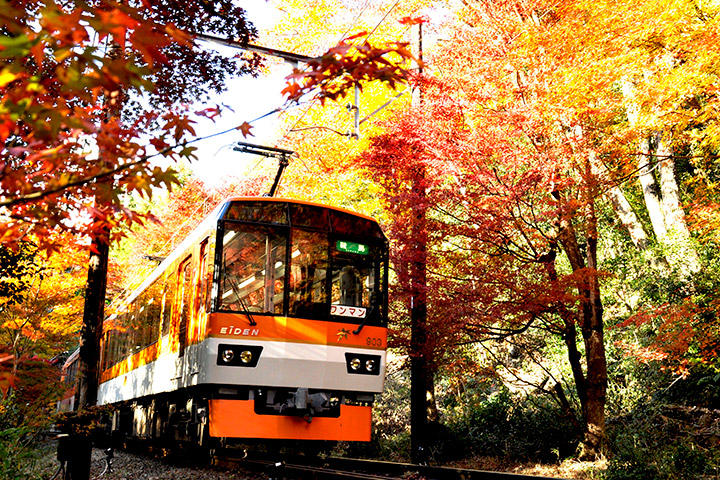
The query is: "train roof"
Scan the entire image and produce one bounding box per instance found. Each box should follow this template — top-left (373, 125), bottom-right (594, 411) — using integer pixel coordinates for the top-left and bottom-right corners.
top-left (106, 197), bottom-right (385, 320)
top-left (61, 347), bottom-right (80, 369)
top-left (224, 196), bottom-right (381, 223)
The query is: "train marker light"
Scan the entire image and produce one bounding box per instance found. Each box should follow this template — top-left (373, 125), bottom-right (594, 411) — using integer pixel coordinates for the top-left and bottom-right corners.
top-left (366, 359), bottom-right (376, 372)
top-left (221, 349), bottom-right (235, 363)
top-left (350, 357), bottom-right (362, 370)
top-left (240, 350), bottom-right (253, 364)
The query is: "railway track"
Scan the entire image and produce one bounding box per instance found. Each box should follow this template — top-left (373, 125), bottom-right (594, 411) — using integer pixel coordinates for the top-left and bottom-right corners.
top-left (213, 451), bottom-right (565, 480)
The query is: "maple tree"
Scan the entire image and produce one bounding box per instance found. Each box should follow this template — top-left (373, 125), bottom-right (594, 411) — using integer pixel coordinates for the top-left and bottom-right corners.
top-left (525, 0), bottom-right (720, 382)
top-left (0, 237), bottom-right (85, 405)
top-left (110, 175), bottom-right (269, 299)
top-left (364, 79), bottom-right (610, 461)
top-left (0, 0), bottom-right (260, 251)
top-left (252, 0), bottom-right (720, 468)
top-left (359, 0), bottom-right (616, 458)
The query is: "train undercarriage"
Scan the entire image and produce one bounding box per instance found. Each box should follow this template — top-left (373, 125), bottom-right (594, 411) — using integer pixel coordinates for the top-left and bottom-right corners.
top-left (104, 385), bottom-right (375, 449)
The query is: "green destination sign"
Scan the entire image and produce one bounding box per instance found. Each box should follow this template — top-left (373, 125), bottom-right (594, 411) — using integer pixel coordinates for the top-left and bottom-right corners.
top-left (336, 240), bottom-right (369, 255)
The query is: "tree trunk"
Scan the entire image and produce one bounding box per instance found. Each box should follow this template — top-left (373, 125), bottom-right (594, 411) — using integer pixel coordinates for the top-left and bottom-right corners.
top-left (410, 170), bottom-right (429, 465)
top-left (554, 181), bottom-right (608, 459)
top-left (638, 136), bottom-right (668, 242)
top-left (588, 151), bottom-right (660, 258)
top-left (655, 133), bottom-right (701, 274)
top-left (580, 168), bottom-right (608, 460)
top-left (605, 185), bottom-right (651, 250)
top-left (76, 233), bottom-right (109, 410)
top-left (578, 223), bottom-right (607, 459)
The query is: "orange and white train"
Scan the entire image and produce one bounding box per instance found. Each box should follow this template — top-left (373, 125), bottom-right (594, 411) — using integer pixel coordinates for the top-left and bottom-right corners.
top-left (95, 197), bottom-right (388, 445)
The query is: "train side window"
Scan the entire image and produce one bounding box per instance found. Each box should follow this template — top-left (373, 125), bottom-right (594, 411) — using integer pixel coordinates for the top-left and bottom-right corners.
top-left (116, 308), bottom-right (131, 358)
top-left (288, 229), bottom-right (328, 319)
top-left (128, 301), bottom-right (140, 355)
top-left (108, 330), bottom-right (118, 367)
top-left (220, 224), bottom-right (287, 315)
top-left (146, 279), bottom-right (163, 343)
top-left (161, 273), bottom-right (176, 337)
top-left (135, 293), bottom-right (151, 351)
top-left (177, 257), bottom-right (193, 356)
top-left (100, 332), bottom-right (108, 371)
top-left (205, 240), bottom-right (215, 313)
top-left (198, 239), bottom-right (208, 317)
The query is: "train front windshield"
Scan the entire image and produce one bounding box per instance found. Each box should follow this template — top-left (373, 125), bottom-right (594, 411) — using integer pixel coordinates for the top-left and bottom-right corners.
top-left (217, 202), bottom-right (388, 326)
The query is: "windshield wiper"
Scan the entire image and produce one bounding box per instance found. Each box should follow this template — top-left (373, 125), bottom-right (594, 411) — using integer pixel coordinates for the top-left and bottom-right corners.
top-left (226, 274), bottom-right (257, 326)
top-left (352, 306), bottom-right (374, 335)
top-left (239, 297), bottom-right (257, 326)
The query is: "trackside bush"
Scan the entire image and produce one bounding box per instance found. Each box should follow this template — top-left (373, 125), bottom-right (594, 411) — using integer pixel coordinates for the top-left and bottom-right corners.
top-left (440, 388), bottom-right (579, 462)
top-left (603, 401), bottom-right (717, 480)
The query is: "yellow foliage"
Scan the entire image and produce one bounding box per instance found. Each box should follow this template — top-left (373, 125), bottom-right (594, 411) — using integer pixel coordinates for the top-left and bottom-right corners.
top-left (0, 239), bottom-right (86, 368)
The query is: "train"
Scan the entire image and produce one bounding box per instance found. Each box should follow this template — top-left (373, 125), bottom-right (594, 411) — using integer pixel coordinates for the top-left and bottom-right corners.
top-left (58, 348), bottom-right (80, 413)
top-left (62, 197), bottom-right (389, 446)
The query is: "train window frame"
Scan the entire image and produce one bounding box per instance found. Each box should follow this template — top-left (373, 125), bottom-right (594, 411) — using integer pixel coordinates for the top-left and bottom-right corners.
top-left (328, 234), bottom-right (388, 327)
top-left (288, 227), bottom-right (330, 319)
top-left (161, 271), bottom-right (176, 338)
top-left (218, 221), bottom-right (288, 315)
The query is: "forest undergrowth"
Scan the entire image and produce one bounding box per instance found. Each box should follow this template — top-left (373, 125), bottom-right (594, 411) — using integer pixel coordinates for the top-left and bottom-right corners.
top-left (337, 362), bottom-right (720, 480)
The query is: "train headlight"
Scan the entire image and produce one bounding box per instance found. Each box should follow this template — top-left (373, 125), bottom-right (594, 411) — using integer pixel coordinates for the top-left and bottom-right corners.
top-left (349, 357), bottom-right (362, 371)
top-left (345, 353), bottom-right (382, 375)
top-left (217, 344), bottom-right (263, 367)
top-left (221, 349), bottom-right (235, 363)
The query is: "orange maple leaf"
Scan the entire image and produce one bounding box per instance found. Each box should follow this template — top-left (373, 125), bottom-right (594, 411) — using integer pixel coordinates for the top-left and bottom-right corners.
top-left (236, 122), bottom-right (254, 138)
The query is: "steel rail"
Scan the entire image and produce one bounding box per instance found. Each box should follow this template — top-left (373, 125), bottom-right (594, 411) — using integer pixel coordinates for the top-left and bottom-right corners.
top-left (213, 452), bottom-right (566, 480)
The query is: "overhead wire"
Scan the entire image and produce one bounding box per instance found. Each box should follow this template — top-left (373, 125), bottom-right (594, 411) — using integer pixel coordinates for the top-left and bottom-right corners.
top-left (279, 0), bottom-right (401, 146)
top-left (171, 1), bottom-right (402, 177)
top-left (273, 0), bottom-right (409, 198)
top-left (150, 2), bottom-right (406, 191)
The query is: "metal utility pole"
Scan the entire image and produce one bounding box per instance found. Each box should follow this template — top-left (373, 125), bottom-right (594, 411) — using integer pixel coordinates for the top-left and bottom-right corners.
top-left (233, 142), bottom-right (294, 197)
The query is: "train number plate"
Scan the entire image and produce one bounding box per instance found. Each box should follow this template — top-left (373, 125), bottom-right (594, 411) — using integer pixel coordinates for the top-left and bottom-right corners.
top-left (331, 305), bottom-right (367, 318)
